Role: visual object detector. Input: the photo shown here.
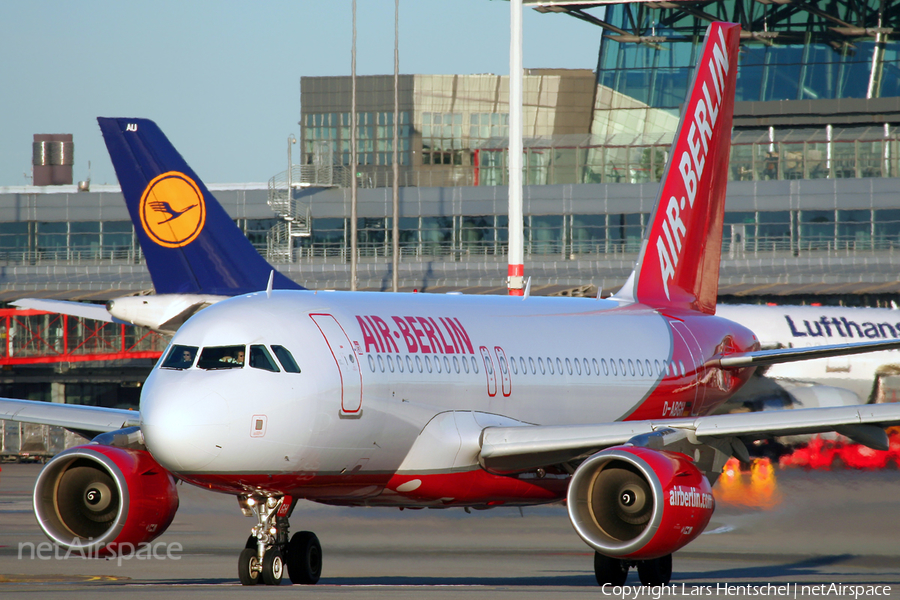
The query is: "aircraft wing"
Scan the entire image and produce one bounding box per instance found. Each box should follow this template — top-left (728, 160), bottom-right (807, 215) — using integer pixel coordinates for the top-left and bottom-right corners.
top-left (479, 403), bottom-right (900, 472)
top-left (710, 338), bottom-right (900, 369)
top-left (11, 298), bottom-right (126, 324)
top-left (0, 398), bottom-right (140, 433)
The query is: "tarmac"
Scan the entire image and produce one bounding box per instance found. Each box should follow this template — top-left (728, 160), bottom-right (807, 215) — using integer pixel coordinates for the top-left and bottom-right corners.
top-left (2, 462), bottom-right (900, 599)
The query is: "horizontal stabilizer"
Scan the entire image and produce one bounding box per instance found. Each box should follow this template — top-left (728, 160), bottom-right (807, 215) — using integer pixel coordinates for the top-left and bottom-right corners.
top-left (11, 299), bottom-right (123, 324)
top-left (709, 338), bottom-right (900, 369)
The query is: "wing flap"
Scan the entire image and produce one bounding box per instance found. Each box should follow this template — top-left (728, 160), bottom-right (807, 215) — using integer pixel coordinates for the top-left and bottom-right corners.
top-left (692, 403), bottom-right (900, 438)
top-left (479, 404), bottom-right (900, 472)
top-left (0, 398), bottom-right (140, 433)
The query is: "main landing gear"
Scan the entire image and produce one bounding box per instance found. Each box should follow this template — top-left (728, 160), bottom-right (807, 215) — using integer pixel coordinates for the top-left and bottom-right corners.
top-left (594, 552), bottom-right (672, 586)
top-left (237, 495), bottom-right (323, 586)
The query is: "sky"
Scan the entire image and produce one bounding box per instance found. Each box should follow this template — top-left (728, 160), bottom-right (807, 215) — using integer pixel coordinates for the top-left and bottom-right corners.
top-left (0, 1), bottom-right (603, 187)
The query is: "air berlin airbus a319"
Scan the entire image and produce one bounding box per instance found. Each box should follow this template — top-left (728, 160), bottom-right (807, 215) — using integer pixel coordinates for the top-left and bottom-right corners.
top-left (5, 22), bottom-right (900, 587)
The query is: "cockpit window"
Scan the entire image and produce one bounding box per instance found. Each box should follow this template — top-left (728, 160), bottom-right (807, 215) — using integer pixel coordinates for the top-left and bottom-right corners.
top-left (249, 345), bottom-right (280, 373)
top-left (197, 345), bottom-right (245, 370)
top-left (161, 345), bottom-right (198, 370)
top-left (271, 345), bottom-right (301, 373)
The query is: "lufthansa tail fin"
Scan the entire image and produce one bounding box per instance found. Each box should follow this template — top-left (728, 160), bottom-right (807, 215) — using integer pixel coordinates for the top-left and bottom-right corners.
top-left (98, 118), bottom-right (304, 296)
top-left (615, 23), bottom-right (740, 314)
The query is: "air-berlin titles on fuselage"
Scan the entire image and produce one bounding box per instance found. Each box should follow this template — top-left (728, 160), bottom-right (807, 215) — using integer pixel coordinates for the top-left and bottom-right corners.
top-left (656, 27), bottom-right (730, 300)
top-left (355, 315), bottom-right (474, 355)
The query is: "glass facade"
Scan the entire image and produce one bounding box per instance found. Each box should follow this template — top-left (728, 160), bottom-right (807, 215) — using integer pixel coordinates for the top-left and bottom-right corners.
top-left (302, 111), bottom-right (411, 168)
top-left (599, 1), bottom-right (900, 108)
top-left (2, 221), bottom-right (137, 262)
top-left (2, 203), bottom-right (899, 271)
top-left (299, 72), bottom-right (595, 189)
top-left (475, 126), bottom-right (899, 186)
top-left (279, 209), bottom-right (900, 259)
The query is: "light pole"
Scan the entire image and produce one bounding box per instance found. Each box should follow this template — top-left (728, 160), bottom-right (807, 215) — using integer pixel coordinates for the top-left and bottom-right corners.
top-left (350, 0), bottom-right (358, 291)
top-left (508, 0), bottom-right (525, 296)
top-left (392, 0), bottom-right (400, 292)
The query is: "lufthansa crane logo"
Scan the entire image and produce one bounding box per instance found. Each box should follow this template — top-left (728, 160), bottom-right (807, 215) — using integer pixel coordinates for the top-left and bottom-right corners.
top-left (139, 172), bottom-right (206, 248)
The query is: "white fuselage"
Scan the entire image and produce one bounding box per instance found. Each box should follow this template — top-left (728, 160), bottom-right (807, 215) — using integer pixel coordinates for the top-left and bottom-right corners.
top-left (139, 290), bottom-right (756, 504)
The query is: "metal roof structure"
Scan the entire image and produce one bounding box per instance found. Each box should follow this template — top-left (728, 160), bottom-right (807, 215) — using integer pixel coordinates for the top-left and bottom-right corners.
top-left (534, 0), bottom-right (898, 47)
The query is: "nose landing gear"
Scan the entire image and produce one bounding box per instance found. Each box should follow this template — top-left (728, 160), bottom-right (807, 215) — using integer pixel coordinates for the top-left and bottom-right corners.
top-left (237, 494), bottom-right (322, 586)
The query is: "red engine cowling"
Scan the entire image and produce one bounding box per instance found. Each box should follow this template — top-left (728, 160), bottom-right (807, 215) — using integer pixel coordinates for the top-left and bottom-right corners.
top-left (567, 446), bottom-right (713, 559)
top-left (33, 445), bottom-right (179, 555)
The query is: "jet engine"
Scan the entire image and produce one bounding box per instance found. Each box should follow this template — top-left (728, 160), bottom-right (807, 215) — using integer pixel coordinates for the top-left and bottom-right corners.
top-left (33, 445), bottom-right (179, 554)
top-left (567, 446), bottom-right (713, 559)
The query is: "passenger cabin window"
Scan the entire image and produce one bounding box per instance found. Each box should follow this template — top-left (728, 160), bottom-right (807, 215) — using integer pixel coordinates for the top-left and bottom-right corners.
top-left (161, 345), bottom-right (198, 370)
top-left (249, 345), bottom-right (280, 372)
top-left (198, 345), bottom-right (245, 370)
top-left (271, 345), bottom-right (301, 373)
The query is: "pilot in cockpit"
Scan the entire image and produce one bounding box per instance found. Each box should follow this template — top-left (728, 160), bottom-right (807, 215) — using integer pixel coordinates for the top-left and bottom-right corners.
top-left (179, 348), bottom-right (196, 368)
top-left (222, 349), bottom-right (245, 366)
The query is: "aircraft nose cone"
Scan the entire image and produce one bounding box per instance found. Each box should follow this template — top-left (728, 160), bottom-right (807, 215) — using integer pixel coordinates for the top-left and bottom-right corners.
top-left (141, 380), bottom-right (229, 473)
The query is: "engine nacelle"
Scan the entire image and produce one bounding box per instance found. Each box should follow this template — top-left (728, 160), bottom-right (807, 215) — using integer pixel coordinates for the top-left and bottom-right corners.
top-left (34, 445), bottom-right (179, 555)
top-left (567, 446), bottom-right (713, 559)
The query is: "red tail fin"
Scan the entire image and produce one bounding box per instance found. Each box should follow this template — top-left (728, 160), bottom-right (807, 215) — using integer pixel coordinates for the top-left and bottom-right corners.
top-left (618, 23), bottom-right (740, 314)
